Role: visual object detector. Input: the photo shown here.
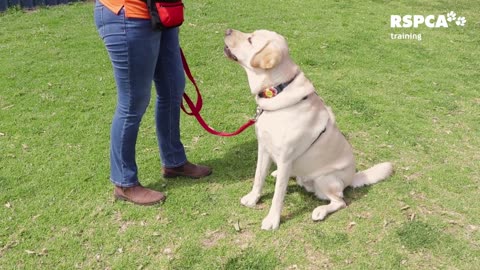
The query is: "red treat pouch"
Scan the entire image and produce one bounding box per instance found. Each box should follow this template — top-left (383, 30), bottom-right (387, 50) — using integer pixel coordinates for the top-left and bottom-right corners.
top-left (145, 0), bottom-right (184, 30)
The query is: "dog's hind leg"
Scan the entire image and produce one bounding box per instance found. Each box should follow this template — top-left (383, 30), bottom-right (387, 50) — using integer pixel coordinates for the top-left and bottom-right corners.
top-left (311, 176), bottom-right (346, 221)
top-left (296, 176), bottom-right (315, 193)
top-left (241, 145), bottom-right (272, 207)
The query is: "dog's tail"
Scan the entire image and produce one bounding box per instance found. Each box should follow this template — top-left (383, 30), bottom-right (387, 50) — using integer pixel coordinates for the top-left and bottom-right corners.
top-left (350, 162), bottom-right (393, 188)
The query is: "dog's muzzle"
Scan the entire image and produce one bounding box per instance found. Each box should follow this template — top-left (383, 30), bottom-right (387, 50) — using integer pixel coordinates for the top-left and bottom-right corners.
top-left (224, 45), bottom-right (238, 61)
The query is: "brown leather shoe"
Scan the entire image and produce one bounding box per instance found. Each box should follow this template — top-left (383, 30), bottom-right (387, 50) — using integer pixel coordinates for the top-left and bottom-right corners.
top-left (114, 185), bottom-right (166, 206)
top-left (162, 161), bottom-right (212, 179)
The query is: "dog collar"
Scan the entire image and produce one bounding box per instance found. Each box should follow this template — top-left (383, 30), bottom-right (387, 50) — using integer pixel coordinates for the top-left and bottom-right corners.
top-left (258, 73), bottom-right (299, 98)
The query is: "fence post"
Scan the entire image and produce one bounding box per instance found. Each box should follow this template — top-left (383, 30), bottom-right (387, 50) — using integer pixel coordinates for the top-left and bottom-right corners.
top-left (9, 0), bottom-right (20, 8)
top-left (34, 0), bottom-right (44, 7)
top-left (0, 0), bottom-right (79, 11)
top-left (0, 0), bottom-right (7, 11)
top-left (20, 0), bottom-right (34, 9)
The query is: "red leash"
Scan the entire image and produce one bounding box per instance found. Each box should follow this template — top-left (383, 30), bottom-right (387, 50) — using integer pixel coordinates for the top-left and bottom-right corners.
top-left (180, 49), bottom-right (256, 137)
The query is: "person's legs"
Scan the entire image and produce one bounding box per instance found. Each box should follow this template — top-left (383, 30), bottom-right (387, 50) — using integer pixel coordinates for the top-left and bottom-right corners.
top-left (96, 1), bottom-right (211, 186)
top-left (95, 3), bottom-right (160, 187)
top-left (153, 28), bottom-right (187, 168)
top-left (153, 29), bottom-right (212, 178)
top-left (94, 1), bottom-right (165, 204)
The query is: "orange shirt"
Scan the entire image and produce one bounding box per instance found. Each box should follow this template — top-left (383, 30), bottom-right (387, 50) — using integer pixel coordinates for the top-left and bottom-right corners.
top-left (100, 0), bottom-right (150, 19)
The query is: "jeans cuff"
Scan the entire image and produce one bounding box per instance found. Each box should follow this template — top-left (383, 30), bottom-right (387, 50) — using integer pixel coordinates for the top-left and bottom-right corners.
top-left (162, 158), bottom-right (187, 169)
top-left (110, 178), bottom-right (140, 188)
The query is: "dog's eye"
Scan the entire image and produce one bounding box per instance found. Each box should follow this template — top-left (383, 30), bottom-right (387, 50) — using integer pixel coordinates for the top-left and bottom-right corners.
top-left (247, 37), bottom-right (252, 44)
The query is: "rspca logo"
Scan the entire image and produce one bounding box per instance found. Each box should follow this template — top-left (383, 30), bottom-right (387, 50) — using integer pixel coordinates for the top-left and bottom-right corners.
top-left (391, 11), bottom-right (466, 28)
top-left (389, 11), bottom-right (466, 41)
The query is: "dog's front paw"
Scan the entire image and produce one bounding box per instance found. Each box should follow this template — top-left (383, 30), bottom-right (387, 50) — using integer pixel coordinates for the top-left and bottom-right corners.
top-left (261, 214), bottom-right (280, 230)
top-left (311, 206), bottom-right (328, 221)
top-left (240, 192), bottom-right (260, 208)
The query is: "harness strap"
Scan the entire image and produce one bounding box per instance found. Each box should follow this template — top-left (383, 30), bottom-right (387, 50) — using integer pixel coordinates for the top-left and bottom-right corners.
top-left (309, 126), bottom-right (327, 148)
top-left (180, 49), bottom-right (256, 137)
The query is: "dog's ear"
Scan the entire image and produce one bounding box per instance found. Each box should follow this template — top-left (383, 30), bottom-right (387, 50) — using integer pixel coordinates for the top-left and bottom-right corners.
top-left (250, 43), bottom-right (282, 70)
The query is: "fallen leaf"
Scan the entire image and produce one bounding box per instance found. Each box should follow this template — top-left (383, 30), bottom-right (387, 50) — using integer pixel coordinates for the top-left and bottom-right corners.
top-left (467, 225), bottom-right (478, 232)
top-left (25, 249), bottom-right (47, 256)
top-left (5, 202), bottom-right (12, 208)
top-left (347, 222), bottom-right (357, 231)
top-left (383, 219), bottom-right (394, 228)
top-left (233, 220), bottom-right (241, 232)
top-left (0, 241), bottom-right (18, 256)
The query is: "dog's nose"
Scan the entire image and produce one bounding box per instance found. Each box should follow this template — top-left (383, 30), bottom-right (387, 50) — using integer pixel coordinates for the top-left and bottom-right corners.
top-left (225, 28), bottom-right (233, 36)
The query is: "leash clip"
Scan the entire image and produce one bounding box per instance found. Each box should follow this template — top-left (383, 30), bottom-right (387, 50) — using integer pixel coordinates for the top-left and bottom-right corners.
top-left (254, 107), bottom-right (264, 121)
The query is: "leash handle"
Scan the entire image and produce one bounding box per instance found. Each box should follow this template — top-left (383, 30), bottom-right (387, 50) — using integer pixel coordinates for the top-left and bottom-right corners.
top-left (180, 48), bottom-right (255, 137)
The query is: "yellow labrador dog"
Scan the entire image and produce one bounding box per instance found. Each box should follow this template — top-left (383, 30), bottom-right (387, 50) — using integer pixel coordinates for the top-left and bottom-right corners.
top-left (224, 29), bottom-right (393, 230)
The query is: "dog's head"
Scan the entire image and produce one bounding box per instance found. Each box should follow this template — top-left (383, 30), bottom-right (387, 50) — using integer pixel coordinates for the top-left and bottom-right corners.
top-left (224, 29), bottom-right (298, 95)
top-left (224, 29), bottom-right (288, 70)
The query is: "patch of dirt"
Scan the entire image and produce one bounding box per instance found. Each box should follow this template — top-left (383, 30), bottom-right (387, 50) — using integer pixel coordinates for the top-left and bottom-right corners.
top-left (233, 230), bottom-right (255, 250)
top-left (202, 230), bottom-right (227, 248)
top-left (303, 243), bottom-right (333, 269)
top-left (113, 210), bottom-right (135, 234)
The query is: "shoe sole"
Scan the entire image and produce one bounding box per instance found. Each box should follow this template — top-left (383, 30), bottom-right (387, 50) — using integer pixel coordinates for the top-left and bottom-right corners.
top-left (114, 194), bottom-right (166, 206)
top-left (162, 170), bottom-right (212, 179)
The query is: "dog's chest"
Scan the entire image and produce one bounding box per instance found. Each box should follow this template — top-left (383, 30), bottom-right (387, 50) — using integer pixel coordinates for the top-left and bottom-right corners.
top-left (255, 109), bottom-right (321, 159)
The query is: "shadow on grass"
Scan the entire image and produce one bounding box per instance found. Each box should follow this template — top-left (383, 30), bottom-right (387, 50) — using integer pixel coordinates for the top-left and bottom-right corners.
top-left (150, 139), bottom-right (258, 190)
top-left (203, 139), bottom-right (259, 182)
top-left (151, 138), bottom-right (372, 222)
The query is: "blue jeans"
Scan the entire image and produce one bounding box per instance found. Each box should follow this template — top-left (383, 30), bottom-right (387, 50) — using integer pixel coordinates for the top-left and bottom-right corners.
top-left (94, 1), bottom-right (187, 187)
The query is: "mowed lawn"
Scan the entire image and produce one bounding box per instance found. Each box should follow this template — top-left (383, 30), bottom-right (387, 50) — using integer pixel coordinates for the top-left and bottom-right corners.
top-left (1, 0), bottom-right (479, 269)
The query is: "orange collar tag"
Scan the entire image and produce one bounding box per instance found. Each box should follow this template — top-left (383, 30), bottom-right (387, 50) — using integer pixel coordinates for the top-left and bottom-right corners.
top-left (261, 87), bottom-right (278, 98)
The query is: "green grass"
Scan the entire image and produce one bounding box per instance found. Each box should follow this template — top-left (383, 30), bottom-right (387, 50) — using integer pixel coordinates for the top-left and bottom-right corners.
top-left (1, 1), bottom-right (479, 269)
